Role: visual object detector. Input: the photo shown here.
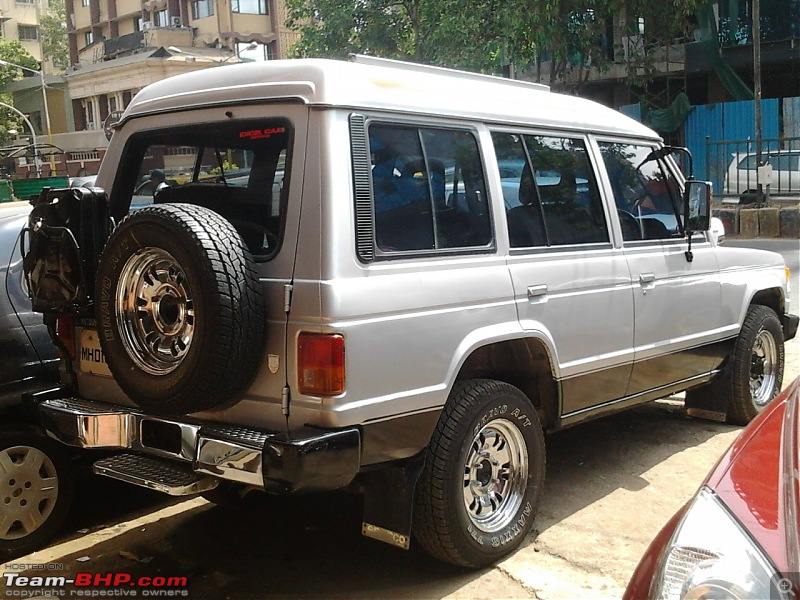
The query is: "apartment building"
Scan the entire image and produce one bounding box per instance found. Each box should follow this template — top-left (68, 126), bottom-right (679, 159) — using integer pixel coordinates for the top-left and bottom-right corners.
top-left (3, 0), bottom-right (297, 174)
top-left (0, 0), bottom-right (44, 63)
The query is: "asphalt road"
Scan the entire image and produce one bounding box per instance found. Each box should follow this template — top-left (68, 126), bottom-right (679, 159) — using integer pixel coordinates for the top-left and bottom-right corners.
top-left (2, 238), bottom-right (798, 599)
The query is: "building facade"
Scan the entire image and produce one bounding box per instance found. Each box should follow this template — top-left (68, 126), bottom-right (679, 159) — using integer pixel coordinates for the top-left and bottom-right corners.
top-left (6, 0), bottom-right (298, 177)
top-left (0, 0), bottom-right (44, 63)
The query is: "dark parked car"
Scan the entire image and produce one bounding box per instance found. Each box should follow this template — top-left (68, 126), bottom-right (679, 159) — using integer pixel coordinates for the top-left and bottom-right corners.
top-left (0, 201), bottom-right (71, 558)
top-left (625, 377), bottom-right (800, 600)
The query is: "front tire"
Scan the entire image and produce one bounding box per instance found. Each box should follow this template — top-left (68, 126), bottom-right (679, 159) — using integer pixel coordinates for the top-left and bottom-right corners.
top-left (727, 305), bottom-right (784, 425)
top-left (413, 379), bottom-right (545, 568)
top-left (0, 425), bottom-right (74, 559)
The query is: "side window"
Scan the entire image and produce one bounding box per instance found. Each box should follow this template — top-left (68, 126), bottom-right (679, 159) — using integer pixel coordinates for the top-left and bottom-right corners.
top-left (368, 124), bottom-right (491, 253)
top-left (598, 142), bottom-right (683, 242)
top-left (770, 153), bottom-right (800, 171)
top-left (118, 120), bottom-right (291, 258)
top-left (739, 155), bottom-right (758, 170)
top-left (493, 132), bottom-right (609, 248)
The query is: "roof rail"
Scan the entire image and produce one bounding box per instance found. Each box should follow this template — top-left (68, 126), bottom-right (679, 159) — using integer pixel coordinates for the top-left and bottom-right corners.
top-left (349, 54), bottom-right (550, 93)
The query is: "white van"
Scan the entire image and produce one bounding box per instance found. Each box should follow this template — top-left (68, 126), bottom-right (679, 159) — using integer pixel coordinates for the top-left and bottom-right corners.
top-left (723, 149), bottom-right (800, 197)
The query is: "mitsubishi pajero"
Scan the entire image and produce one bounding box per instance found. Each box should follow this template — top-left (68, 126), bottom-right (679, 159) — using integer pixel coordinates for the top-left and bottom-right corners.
top-left (19, 55), bottom-right (798, 567)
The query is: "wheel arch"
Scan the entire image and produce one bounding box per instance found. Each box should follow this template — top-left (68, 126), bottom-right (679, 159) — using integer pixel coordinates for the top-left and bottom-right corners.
top-left (749, 287), bottom-right (785, 318)
top-left (454, 336), bottom-right (559, 428)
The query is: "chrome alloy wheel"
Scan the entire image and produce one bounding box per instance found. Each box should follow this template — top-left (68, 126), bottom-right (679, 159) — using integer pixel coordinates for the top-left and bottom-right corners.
top-left (463, 419), bottom-right (528, 533)
top-left (750, 327), bottom-right (779, 407)
top-left (116, 247), bottom-right (195, 376)
top-left (0, 445), bottom-right (58, 540)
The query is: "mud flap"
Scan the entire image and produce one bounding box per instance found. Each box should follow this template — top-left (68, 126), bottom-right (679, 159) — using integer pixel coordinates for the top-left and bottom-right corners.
top-left (684, 366), bottom-right (731, 422)
top-left (361, 453), bottom-right (425, 550)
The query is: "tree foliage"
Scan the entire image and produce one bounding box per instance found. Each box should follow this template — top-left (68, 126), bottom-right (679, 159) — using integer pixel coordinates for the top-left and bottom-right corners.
top-left (40, 0), bottom-right (70, 72)
top-left (285, 0), bottom-right (705, 91)
top-left (0, 41), bottom-right (40, 146)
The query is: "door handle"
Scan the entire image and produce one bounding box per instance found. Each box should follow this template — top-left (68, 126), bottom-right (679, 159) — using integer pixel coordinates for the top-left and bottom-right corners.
top-left (527, 284), bottom-right (548, 299)
top-left (639, 273), bottom-right (655, 294)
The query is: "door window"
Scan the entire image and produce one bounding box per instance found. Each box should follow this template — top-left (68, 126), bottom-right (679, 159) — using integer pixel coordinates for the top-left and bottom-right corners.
top-left (598, 142), bottom-right (683, 241)
top-left (493, 132), bottom-right (608, 247)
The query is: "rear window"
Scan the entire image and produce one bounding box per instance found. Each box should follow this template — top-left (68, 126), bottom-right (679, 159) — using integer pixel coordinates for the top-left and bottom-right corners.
top-left (112, 120), bottom-right (291, 259)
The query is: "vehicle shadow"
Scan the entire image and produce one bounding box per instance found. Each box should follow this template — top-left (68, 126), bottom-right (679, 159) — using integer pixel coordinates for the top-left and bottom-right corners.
top-left (535, 397), bottom-right (737, 533)
top-left (12, 399), bottom-right (739, 598)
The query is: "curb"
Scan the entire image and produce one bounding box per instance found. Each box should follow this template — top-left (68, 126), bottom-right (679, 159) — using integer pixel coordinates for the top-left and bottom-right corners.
top-left (712, 204), bottom-right (800, 238)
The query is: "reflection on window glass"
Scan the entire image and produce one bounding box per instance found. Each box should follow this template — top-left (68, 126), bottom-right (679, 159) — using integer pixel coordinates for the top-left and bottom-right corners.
top-left (598, 142), bottom-right (682, 241)
top-left (124, 121), bottom-right (290, 257)
top-left (368, 124), bottom-right (491, 253)
top-left (493, 132), bottom-right (608, 247)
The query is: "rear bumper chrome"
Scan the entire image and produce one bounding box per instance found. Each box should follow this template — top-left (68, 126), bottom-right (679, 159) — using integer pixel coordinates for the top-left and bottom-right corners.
top-left (33, 392), bottom-right (361, 493)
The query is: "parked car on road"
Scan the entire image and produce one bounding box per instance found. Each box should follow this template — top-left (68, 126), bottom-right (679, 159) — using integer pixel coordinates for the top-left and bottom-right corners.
top-left (0, 201), bottom-right (72, 559)
top-left (18, 56), bottom-right (798, 569)
top-left (723, 150), bottom-right (800, 198)
top-left (625, 376), bottom-right (800, 599)
top-left (68, 175), bottom-right (98, 189)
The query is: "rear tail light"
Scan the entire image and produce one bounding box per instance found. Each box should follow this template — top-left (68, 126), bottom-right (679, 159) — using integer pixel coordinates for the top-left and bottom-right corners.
top-left (297, 333), bottom-right (345, 396)
top-left (55, 315), bottom-right (76, 360)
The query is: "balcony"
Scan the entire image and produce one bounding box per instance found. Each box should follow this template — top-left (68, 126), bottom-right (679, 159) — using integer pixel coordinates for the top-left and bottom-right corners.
top-left (77, 27), bottom-right (193, 64)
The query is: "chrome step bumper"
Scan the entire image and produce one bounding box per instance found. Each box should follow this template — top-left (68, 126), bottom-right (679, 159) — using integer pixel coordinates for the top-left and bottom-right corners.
top-left (94, 453), bottom-right (219, 496)
top-left (32, 391), bottom-right (361, 494)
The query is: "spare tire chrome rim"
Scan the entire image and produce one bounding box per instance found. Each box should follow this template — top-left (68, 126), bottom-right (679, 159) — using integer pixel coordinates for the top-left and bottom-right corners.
top-left (0, 445), bottom-right (58, 540)
top-left (463, 419), bottom-right (528, 533)
top-left (117, 247), bottom-right (195, 375)
top-left (750, 328), bottom-right (778, 407)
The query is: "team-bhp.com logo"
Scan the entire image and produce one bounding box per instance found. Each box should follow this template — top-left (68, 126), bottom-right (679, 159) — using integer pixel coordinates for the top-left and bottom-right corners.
top-left (3, 572), bottom-right (188, 597)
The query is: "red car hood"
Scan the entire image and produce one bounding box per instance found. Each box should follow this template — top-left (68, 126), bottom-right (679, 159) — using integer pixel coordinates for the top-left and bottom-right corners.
top-left (706, 378), bottom-right (800, 575)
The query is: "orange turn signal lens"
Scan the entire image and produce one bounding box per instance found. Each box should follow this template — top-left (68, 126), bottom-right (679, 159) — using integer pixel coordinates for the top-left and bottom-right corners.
top-left (297, 333), bottom-right (345, 396)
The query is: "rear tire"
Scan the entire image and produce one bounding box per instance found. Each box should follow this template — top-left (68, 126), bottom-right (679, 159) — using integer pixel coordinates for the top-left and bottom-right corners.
top-left (413, 379), bottom-right (545, 568)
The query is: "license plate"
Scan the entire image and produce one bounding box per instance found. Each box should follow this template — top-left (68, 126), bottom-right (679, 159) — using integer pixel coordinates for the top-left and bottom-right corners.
top-left (79, 329), bottom-right (112, 377)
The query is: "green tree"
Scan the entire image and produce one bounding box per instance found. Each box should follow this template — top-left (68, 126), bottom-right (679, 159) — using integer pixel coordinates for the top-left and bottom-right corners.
top-left (285, 0), bottom-right (704, 91)
top-left (40, 0), bottom-right (70, 72)
top-left (0, 40), bottom-right (39, 146)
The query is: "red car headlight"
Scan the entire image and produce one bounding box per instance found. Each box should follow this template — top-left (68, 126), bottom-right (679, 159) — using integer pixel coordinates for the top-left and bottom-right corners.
top-left (651, 487), bottom-right (790, 600)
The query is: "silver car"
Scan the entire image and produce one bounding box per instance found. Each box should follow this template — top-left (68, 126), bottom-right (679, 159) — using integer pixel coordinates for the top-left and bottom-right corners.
top-left (0, 201), bottom-right (69, 559)
top-left (20, 56), bottom-right (798, 569)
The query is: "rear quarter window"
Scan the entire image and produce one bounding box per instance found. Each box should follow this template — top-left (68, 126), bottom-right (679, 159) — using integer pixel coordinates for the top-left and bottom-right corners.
top-left (366, 123), bottom-right (493, 256)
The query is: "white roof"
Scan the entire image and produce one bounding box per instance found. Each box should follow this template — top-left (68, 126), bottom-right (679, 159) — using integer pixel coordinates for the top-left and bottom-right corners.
top-left (122, 57), bottom-right (659, 140)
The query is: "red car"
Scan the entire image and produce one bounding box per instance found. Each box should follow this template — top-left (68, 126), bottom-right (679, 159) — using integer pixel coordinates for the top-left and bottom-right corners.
top-left (625, 377), bottom-right (800, 600)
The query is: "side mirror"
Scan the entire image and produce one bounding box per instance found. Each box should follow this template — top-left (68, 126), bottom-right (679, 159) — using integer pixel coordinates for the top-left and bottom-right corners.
top-left (683, 180), bottom-right (712, 233)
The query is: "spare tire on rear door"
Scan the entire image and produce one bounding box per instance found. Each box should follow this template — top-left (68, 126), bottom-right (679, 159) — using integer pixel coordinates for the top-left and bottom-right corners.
top-left (96, 203), bottom-right (266, 415)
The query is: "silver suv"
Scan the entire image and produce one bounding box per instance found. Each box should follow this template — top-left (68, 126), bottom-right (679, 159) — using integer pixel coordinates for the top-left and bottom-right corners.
top-left (21, 56), bottom-right (798, 568)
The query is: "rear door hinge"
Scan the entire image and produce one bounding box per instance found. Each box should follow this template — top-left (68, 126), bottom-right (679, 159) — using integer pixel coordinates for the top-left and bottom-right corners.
top-left (281, 385), bottom-right (290, 417)
top-left (283, 283), bottom-right (293, 313)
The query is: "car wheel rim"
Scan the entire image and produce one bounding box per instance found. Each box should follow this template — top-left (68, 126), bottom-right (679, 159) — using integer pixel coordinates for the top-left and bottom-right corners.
top-left (463, 418), bottom-right (528, 533)
top-left (750, 328), bottom-right (778, 407)
top-left (0, 445), bottom-right (58, 540)
top-left (117, 247), bottom-right (195, 376)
